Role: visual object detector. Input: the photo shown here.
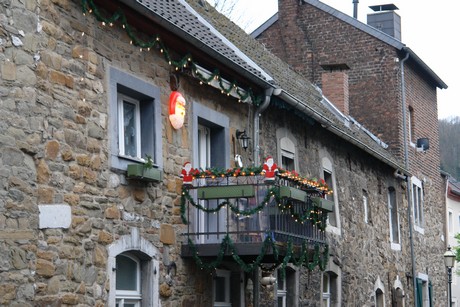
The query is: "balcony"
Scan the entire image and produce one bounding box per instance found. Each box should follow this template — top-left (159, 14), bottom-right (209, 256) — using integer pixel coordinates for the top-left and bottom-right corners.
top-left (180, 170), bottom-right (332, 272)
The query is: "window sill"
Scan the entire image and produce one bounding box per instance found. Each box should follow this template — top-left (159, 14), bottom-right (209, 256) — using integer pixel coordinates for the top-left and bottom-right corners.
top-left (390, 242), bottom-right (401, 251)
top-left (414, 225), bottom-right (425, 235)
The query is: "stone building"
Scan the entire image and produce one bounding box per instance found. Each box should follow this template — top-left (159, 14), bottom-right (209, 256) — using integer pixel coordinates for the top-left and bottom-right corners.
top-left (0, 0), bottom-right (447, 307)
top-left (253, 0), bottom-right (448, 306)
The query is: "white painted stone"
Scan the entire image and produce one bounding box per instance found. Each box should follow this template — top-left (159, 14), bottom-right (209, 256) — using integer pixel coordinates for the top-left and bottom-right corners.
top-left (38, 204), bottom-right (71, 229)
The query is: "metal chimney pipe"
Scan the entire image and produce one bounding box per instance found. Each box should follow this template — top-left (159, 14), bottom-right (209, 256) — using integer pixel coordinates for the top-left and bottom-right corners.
top-left (353, 0), bottom-right (359, 18)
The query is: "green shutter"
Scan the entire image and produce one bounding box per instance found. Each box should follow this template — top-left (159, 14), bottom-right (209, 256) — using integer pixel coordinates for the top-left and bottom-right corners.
top-left (416, 278), bottom-right (423, 307)
top-left (428, 280), bottom-right (433, 307)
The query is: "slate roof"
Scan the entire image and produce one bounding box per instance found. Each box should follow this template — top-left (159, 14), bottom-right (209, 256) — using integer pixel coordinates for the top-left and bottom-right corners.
top-left (119, 0), bottom-right (273, 87)
top-left (183, 0), bottom-right (406, 172)
top-left (118, 0), bottom-right (407, 173)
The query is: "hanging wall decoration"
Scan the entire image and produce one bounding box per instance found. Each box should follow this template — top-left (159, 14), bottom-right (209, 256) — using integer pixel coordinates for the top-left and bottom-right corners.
top-left (169, 91), bottom-right (186, 129)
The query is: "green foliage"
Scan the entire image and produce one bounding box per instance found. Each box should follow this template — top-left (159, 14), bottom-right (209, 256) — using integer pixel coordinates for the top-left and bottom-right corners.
top-left (439, 116), bottom-right (460, 179)
top-left (144, 154), bottom-right (154, 169)
top-left (81, 0), bottom-right (264, 106)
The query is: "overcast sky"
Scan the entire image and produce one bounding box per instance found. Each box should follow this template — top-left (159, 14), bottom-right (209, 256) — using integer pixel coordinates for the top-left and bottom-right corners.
top-left (210, 0), bottom-right (459, 120)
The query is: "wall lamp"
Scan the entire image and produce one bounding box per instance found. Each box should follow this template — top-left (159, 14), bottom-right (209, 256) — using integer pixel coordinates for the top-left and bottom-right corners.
top-left (236, 129), bottom-right (250, 151)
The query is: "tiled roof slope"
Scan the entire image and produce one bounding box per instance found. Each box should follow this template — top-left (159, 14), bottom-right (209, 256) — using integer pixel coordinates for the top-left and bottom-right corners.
top-left (184, 0), bottom-right (405, 172)
top-left (119, 0), bottom-right (404, 171)
top-left (128, 0), bottom-right (272, 85)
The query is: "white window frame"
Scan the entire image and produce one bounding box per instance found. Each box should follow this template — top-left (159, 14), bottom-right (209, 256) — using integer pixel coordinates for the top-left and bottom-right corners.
top-left (363, 192), bottom-right (368, 224)
top-left (214, 269), bottom-right (231, 307)
top-left (322, 273), bottom-right (331, 307)
top-left (322, 156), bottom-right (340, 234)
top-left (411, 177), bottom-right (424, 233)
top-left (197, 125), bottom-right (212, 244)
top-left (118, 94), bottom-right (142, 160)
top-left (107, 228), bottom-right (160, 307)
top-left (449, 210), bottom-right (454, 234)
top-left (108, 66), bottom-right (162, 171)
top-left (277, 129), bottom-right (298, 171)
top-left (116, 254), bottom-right (142, 307)
top-left (277, 270), bottom-right (287, 307)
top-left (388, 187), bottom-right (401, 250)
top-left (408, 106), bottom-right (416, 147)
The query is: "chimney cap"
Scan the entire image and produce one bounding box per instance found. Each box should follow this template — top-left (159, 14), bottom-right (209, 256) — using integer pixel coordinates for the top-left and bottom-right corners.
top-left (369, 4), bottom-right (398, 12)
top-left (321, 63), bottom-right (350, 71)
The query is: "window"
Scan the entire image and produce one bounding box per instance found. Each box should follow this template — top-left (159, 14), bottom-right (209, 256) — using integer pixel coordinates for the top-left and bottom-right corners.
top-left (374, 277), bottom-right (385, 307)
top-left (277, 271), bottom-right (287, 307)
top-left (375, 289), bottom-right (384, 307)
top-left (192, 103), bottom-right (230, 244)
top-left (408, 106), bottom-right (415, 144)
top-left (415, 274), bottom-right (432, 307)
top-left (324, 170), bottom-right (336, 226)
top-left (449, 210), bottom-right (453, 234)
top-left (276, 267), bottom-right (297, 307)
top-left (321, 156), bottom-right (340, 232)
top-left (277, 129), bottom-right (298, 171)
top-left (412, 177), bottom-right (424, 232)
top-left (108, 67), bottom-right (162, 171)
top-left (322, 258), bottom-right (341, 306)
top-left (363, 190), bottom-right (369, 224)
top-left (116, 254), bottom-right (141, 307)
top-left (108, 228), bottom-right (160, 306)
top-left (118, 94), bottom-right (141, 159)
top-left (214, 270), bottom-right (231, 307)
top-left (388, 187), bottom-right (400, 248)
top-left (322, 272), bottom-right (338, 307)
top-left (392, 277), bottom-right (405, 307)
top-left (322, 273), bottom-right (331, 307)
top-left (280, 137), bottom-right (295, 170)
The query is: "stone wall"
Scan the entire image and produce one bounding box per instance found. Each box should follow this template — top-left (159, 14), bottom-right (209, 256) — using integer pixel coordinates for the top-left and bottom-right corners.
top-left (0, 0), bottom-right (446, 306)
top-left (0, 0), bottom-right (248, 305)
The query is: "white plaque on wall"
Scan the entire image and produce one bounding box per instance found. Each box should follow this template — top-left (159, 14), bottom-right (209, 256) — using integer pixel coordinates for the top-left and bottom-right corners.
top-left (38, 204), bottom-right (72, 229)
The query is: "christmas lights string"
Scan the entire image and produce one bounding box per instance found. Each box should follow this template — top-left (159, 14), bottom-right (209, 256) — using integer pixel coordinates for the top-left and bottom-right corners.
top-left (187, 234), bottom-right (329, 274)
top-left (181, 186), bottom-right (329, 231)
top-left (80, 0), bottom-right (264, 105)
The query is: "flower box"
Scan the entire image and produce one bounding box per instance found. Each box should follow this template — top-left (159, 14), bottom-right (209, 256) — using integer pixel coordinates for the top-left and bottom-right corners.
top-left (311, 197), bottom-right (334, 212)
top-left (279, 186), bottom-right (307, 202)
top-left (197, 185), bottom-right (255, 200)
top-left (127, 164), bottom-right (162, 182)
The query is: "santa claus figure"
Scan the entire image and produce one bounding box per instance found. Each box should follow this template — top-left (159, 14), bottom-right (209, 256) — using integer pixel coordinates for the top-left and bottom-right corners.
top-left (181, 162), bottom-right (194, 186)
top-left (169, 91), bottom-right (186, 129)
top-left (263, 156), bottom-right (278, 183)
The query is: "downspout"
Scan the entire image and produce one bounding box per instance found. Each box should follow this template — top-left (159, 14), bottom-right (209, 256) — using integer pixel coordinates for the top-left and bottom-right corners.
top-left (401, 51), bottom-right (417, 306)
top-left (252, 86), bottom-right (273, 307)
top-left (253, 87), bottom-right (275, 166)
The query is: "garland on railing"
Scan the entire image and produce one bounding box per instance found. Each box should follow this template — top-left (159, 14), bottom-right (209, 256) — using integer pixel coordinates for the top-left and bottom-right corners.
top-left (185, 166), bottom-right (333, 194)
top-left (80, 0), bottom-right (264, 105)
top-left (181, 185), bottom-right (329, 230)
top-left (277, 199), bottom-right (328, 231)
top-left (187, 234), bottom-right (329, 274)
top-left (180, 186), bottom-right (278, 223)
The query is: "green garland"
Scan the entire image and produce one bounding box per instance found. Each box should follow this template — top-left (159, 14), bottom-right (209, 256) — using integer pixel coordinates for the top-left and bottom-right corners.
top-left (81, 0), bottom-right (264, 106)
top-left (187, 234), bottom-right (329, 273)
top-left (180, 183), bottom-right (329, 230)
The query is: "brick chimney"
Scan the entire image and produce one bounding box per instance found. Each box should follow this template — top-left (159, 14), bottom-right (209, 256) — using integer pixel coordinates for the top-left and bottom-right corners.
top-left (321, 64), bottom-right (350, 115)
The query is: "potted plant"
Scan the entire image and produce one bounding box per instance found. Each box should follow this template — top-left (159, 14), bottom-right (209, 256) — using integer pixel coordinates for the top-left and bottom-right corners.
top-left (127, 155), bottom-right (162, 182)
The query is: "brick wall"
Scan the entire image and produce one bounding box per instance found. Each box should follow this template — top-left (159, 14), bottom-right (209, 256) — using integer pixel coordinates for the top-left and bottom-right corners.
top-left (256, 0), bottom-right (445, 305)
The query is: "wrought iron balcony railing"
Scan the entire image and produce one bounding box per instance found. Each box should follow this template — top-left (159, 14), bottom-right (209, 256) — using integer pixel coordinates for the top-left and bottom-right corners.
top-left (180, 175), bottom-right (332, 271)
